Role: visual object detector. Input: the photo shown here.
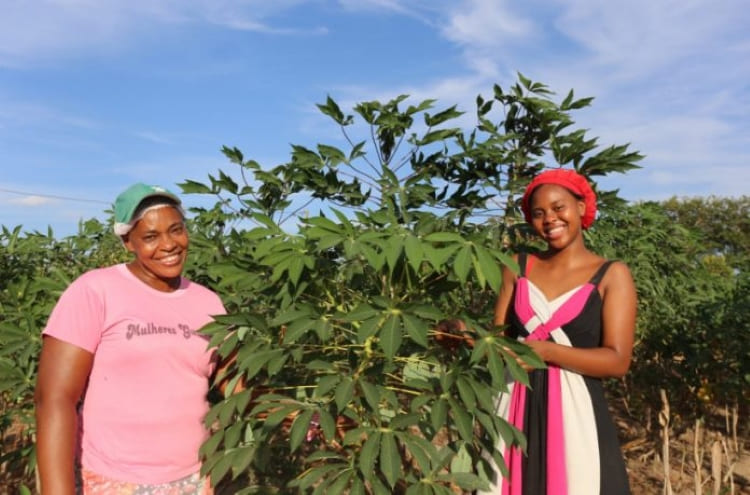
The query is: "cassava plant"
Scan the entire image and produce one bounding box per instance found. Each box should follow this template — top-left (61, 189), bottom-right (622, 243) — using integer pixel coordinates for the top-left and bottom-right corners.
top-left (183, 74), bottom-right (642, 494)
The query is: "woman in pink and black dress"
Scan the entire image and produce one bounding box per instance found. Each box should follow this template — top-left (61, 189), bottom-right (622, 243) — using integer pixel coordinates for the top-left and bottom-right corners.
top-left (482, 169), bottom-right (637, 495)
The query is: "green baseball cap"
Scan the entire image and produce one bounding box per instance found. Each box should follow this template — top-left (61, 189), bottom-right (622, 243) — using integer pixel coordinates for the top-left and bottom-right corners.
top-left (113, 183), bottom-right (182, 236)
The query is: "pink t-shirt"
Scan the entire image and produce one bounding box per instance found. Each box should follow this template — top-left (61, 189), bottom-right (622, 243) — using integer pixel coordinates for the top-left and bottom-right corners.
top-left (43, 264), bottom-right (226, 484)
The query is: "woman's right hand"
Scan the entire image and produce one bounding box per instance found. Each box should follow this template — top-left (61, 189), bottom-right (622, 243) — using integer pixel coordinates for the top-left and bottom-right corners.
top-left (433, 318), bottom-right (475, 350)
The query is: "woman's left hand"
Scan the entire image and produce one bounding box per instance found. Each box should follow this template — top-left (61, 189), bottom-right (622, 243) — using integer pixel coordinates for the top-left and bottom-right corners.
top-left (524, 339), bottom-right (551, 363)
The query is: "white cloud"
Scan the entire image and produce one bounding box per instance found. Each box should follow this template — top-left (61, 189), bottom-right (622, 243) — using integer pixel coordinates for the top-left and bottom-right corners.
top-left (441, 0), bottom-right (534, 47)
top-left (0, 0), bottom-right (320, 66)
top-left (132, 131), bottom-right (174, 145)
top-left (336, 0), bottom-right (750, 200)
top-left (0, 98), bottom-right (99, 130)
top-left (8, 195), bottom-right (57, 206)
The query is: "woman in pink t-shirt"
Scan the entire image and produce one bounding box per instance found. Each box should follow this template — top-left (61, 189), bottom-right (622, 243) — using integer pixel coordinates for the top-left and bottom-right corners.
top-left (35, 183), bottom-right (226, 494)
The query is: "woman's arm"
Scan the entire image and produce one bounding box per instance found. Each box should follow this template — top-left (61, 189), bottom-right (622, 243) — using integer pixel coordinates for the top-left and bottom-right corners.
top-left (213, 348), bottom-right (245, 398)
top-left (524, 261), bottom-right (637, 378)
top-left (35, 336), bottom-right (94, 495)
top-left (493, 258), bottom-right (519, 331)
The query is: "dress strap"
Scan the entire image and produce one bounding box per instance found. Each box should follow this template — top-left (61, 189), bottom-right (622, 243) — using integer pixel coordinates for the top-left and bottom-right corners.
top-left (519, 252), bottom-right (535, 277)
top-left (589, 260), bottom-right (616, 286)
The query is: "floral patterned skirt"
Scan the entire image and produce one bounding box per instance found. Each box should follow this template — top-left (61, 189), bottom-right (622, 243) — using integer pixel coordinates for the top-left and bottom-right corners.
top-left (80, 468), bottom-right (213, 495)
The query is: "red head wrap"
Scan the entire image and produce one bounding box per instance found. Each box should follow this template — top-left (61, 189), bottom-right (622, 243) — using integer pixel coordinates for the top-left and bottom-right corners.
top-left (521, 169), bottom-right (597, 229)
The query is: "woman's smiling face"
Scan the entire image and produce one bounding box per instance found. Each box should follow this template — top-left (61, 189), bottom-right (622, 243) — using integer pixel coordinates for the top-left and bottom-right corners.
top-left (123, 205), bottom-right (188, 291)
top-left (529, 183), bottom-right (586, 248)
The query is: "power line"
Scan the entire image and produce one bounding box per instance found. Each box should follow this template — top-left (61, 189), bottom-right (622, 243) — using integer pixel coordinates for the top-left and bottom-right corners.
top-left (0, 187), bottom-right (109, 205)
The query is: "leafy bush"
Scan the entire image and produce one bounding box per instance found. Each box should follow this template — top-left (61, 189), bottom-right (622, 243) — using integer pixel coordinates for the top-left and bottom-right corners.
top-left (7, 75), bottom-right (745, 494)
top-left (0, 220), bottom-right (128, 491)
top-left (186, 75), bottom-right (641, 494)
top-left (589, 199), bottom-right (750, 425)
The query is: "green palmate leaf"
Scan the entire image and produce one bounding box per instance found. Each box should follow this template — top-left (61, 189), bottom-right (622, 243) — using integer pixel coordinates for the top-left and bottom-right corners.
top-left (476, 411), bottom-right (500, 444)
top-left (217, 170), bottom-right (239, 194)
top-left (263, 405), bottom-right (299, 430)
top-left (437, 472), bottom-right (487, 490)
top-left (318, 409), bottom-right (337, 440)
top-left (238, 349), bottom-right (284, 381)
top-left (224, 421), bottom-right (244, 449)
top-left (315, 375), bottom-right (341, 398)
top-left (349, 140), bottom-right (367, 161)
top-left (318, 144), bottom-right (348, 166)
top-left (234, 389), bottom-right (253, 413)
top-left (384, 235), bottom-right (403, 273)
top-left (517, 72), bottom-right (532, 90)
top-left (359, 242), bottom-right (385, 270)
top-left (467, 376), bottom-right (496, 411)
top-left (270, 307), bottom-right (313, 326)
top-left (487, 346), bottom-right (507, 388)
top-left (359, 431), bottom-right (381, 477)
top-left (424, 232), bottom-right (464, 243)
top-left (179, 179), bottom-right (213, 194)
top-left (424, 105), bottom-right (464, 127)
top-left (307, 451), bottom-right (345, 463)
top-left (359, 380), bottom-right (381, 412)
top-left (501, 344), bottom-right (531, 387)
top-left (560, 89), bottom-right (575, 110)
top-left (313, 318), bottom-right (333, 341)
top-left (380, 432), bottom-right (402, 488)
top-left (450, 444), bottom-right (473, 474)
top-left (349, 476), bottom-right (367, 495)
top-left (474, 245), bottom-right (502, 291)
top-left (370, 474), bottom-right (393, 495)
top-left (453, 245), bottom-right (472, 283)
top-left (390, 413), bottom-right (420, 431)
top-left (330, 207), bottom-right (354, 230)
top-left (199, 429), bottom-right (224, 458)
top-left (326, 469), bottom-right (354, 495)
top-left (294, 464), bottom-right (346, 491)
top-left (319, 234), bottom-right (346, 252)
top-left (284, 317), bottom-right (319, 344)
top-left (404, 233), bottom-right (424, 273)
top-left (209, 452), bottom-right (235, 485)
top-left (317, 95), bottom-right (348, 125)
top-left (402, 313), bottom-right (429, 348)
top-left (430, 398), bottom-right (448, 432)
top-left (289, 409), bottom-right (314, 452)
top-left (492, 249), bottom-right (519, 275)
top-left (378, 314), bottom-right (402, 359)
top-left (357, 316), bottom-right (383, 342)
top-left (286, 255), bottom-right (305, 286)
top-left (269, 255), bottom-right (293, 283)
top-left (231, 444), bottom-right (256, 480)
top-left (447, 396), bottom-right (474, 442)
top-left (422, 243), bottom-right (459, 270)
top-left (455, 376), bottom-right (477, 411)
top-left (335, 377), bottom-right (355, 411)
top-left (399, 434), bottom-right (434, 475)
top-left (305, 215), bottom-right (343, 233)
top-left (414, 128), bottom-right (461, 146)
top-left (568, 96), bottom-right (595, 110)
top-left (408, 304), bottom-right (443, 320)
top-left (341, 303), bottom-right (379, 321)
top-left (471, 253), bottom-right (486, 287)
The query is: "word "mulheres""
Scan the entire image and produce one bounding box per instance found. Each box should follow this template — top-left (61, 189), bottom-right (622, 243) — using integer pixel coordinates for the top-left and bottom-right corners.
top-left (126, 322), bottom-right (196, 340)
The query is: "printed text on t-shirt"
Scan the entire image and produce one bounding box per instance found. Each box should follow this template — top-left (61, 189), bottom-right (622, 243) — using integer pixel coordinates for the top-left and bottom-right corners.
top-left (126, 322), bottom-right (200, 340)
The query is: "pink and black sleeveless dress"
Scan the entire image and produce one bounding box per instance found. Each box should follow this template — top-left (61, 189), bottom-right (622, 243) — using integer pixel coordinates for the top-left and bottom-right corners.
top-left (480, 254), bottom-right (630, 495)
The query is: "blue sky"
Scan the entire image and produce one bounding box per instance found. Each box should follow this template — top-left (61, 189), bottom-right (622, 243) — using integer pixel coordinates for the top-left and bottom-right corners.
top-left (1, 0), bottom-right (748, 236)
